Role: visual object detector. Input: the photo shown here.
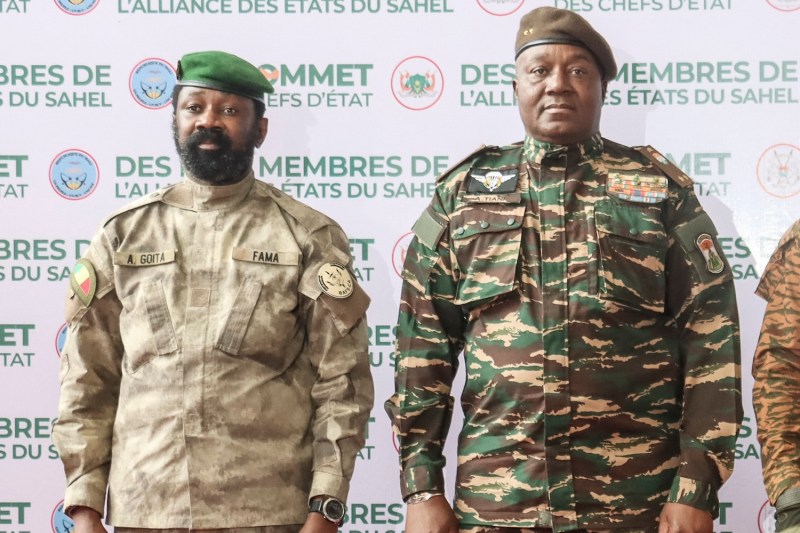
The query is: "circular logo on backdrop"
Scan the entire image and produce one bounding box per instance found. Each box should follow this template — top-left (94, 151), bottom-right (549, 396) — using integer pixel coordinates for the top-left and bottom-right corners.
top-left (758, 500), bottom-right (776, 533)
top-left (53, 0), bottom-right (99, 15)
top-left (391, 56), bottom-right (444, 111)
top-left (476, 0), bottom-right (526, 16)
top-left (50, 149), bottom-right (99, 200)
top-left (756, 143), bottom-right (800, 198)
top-left (766, 0), bottom-right (800, 11)
top-left (55, 323), bottom-right (68, 358)
top-left (51, 501), bottom-right (74, 533)
top-left (129, 58), bottom-right (176, 109)
top-left (259, 64), bottom-right (280, 87)
top-left (392, 231), bottom-right (415, 278)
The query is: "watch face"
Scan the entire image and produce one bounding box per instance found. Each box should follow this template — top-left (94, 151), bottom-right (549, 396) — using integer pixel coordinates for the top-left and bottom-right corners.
top-left (324, 499), bottom-right (345, 521)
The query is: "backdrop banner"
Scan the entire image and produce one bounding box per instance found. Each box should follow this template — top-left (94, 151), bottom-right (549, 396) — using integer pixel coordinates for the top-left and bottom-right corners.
top-left (0, 1), bottom-right (797, 531)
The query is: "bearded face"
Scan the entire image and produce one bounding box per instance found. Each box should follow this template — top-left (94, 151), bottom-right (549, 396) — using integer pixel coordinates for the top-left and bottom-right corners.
top-left (173, 121), bottom-right (261, 185)
top-left (172, 87), bottom-right (267, 185)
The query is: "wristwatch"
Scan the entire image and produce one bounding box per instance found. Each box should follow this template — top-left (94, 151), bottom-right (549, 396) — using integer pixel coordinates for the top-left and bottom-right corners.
top-left (309, 496), bottom-right (346, 524)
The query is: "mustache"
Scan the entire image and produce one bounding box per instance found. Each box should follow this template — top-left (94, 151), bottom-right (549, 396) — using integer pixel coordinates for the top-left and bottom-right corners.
top-left (184, 129), bottom-right (232, 151)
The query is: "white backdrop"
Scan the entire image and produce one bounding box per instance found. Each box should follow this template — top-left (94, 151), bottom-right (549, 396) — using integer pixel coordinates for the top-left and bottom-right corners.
top-left (0, 0), bottom-right (798, 531)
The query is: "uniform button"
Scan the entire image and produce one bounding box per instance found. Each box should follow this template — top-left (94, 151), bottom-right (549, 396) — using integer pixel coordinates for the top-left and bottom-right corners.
top-left (629, 228), bottom-right (639, 235)
top-left (506, 218), bottom-right (515, 226)
top-left (479, 221), bottom-right (489, 229)
top-left (456, 227), bottom-right (465, 235)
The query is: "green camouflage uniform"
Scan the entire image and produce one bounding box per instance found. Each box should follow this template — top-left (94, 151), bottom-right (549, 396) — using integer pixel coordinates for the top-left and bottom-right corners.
top-left (52, 172), bottom-right (374, 529)
top-left (753, 219), bottom-right (800, 531)
top-left (385, 134), bottom-right (742, 532)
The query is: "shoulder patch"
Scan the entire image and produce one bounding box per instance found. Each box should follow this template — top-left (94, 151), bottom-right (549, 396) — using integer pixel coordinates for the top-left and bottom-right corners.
top-left (70, 258), bottom-right (97, 307)
top-left (317, 262), bottom-right (354, 299)
top-left (634, 145), bottom-right (694, 188)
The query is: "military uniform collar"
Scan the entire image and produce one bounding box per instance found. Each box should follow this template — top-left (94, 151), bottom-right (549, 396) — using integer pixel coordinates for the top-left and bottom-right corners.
top-left (524, 133), bottom-right (604, 165)
top-left (163, 170), bottom-right (255, 211)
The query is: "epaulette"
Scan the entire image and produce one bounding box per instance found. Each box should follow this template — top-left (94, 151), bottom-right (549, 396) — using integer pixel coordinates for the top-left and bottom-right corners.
top-left (634, 145), bottom-right (694, 188)
top-left (101, 187), bottom-right (170, 227)
top-left (435, 145), bottom-right (492, 184)
top-left (258, 181), bottom-right (337, 235)
top-left (779, 219), bottom-right (800, 248)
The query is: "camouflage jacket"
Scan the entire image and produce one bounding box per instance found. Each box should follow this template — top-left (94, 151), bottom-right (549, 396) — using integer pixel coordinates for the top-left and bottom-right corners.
top-left (753, 218), bottom-right (800, 504)
top-left (52, 172), bottom-right (374, 529)
top-left (385, 135), bottom-right (742, 532)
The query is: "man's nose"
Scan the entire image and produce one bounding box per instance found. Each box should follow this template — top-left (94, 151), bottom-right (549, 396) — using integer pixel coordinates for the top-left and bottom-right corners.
top-left (196, 109), bottom-right (222, 129)
top-left (546, 69), bottom-right (571, 92)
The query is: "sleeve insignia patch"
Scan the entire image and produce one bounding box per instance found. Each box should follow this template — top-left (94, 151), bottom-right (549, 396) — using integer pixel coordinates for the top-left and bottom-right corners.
top-left (696, 234), bottom-right (725, 274)
top-left (317, 262), bottom-right (354, 299)
top-left (468, 169), bottom-right (518, 193)
top-left (607, 172), bottom-right (669, 204)
top-left (70, 258), bottom-right (97, 306)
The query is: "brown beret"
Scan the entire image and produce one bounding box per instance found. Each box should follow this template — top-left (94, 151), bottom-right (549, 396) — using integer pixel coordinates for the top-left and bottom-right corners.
top-left (514, 7), bottom-right (617, 81)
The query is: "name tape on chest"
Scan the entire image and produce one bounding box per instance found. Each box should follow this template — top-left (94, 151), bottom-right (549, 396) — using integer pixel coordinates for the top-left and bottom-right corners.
top-left (607, 172), bottom-right (668, 204)
top-left (232, 247), bottom-right (301, 266)
top-left (114, 250), bottom-right (176, 267)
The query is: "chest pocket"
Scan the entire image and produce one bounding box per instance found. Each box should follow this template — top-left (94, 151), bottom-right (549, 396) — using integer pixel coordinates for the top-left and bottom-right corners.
top-left (450, 202), bottom-right (525, 305)
top-left (113, 250), bottom-right (179, 373)
top-left (594, 200), bottom-right (667, 314)
top-left (216, 247), bottom-right (302, 377)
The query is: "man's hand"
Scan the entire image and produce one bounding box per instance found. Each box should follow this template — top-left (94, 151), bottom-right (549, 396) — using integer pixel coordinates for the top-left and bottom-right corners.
top-left (405, 495), bottom-right (458, 533)
top-left (300, 511), bottom-right (339, 533)
top-left (70, 507), bottom-right (107, 533)
top-left (657, 502), bottom-right (713, 533)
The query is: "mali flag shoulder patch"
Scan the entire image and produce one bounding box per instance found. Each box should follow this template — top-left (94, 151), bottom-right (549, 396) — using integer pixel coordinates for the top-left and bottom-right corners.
top-left (70, 258), bottom-right (97, 307)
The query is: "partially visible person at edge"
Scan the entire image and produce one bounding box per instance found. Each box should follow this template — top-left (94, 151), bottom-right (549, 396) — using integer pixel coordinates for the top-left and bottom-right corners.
top-left (52, 51), bottom-right (374, 533)
top-left (385, 7), bottom-right (742, 533)
top-left (753, 218), bottom-right (800, 533)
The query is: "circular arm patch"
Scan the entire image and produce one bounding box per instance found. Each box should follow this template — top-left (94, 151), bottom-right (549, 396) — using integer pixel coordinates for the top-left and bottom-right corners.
top-left (317, 262), bottom-right (354, 299)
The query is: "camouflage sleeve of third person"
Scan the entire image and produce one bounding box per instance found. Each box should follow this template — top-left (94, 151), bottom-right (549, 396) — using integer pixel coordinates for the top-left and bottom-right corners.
top-left (753, 219), bottom-right (800, 505)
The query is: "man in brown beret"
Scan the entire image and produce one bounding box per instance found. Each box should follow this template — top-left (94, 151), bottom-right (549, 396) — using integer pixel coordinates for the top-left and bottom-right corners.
top-left (53, 50), bottom-right (374, 533)
top-left (386, 6), bottom-right (741, 533)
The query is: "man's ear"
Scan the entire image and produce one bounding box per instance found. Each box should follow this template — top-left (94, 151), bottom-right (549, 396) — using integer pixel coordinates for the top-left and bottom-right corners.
top-left (256, 117), bottom-right (268, 148)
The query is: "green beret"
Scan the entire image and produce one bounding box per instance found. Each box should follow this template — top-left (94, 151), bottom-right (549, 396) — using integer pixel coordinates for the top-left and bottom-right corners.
top-left (176, 50), bottom-right (274, 103)
top-left (514, 7), bottom-right (617, 82)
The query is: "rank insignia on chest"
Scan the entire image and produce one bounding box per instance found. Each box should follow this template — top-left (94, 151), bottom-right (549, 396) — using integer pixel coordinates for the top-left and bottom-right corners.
top-left (467, 168), bottom-right (518, 194)
top-left (696, 233), bottom-right (725, 274)
top-left (607, 172), bottom-right (669, 204)
top-left (70, 258), bottom-right (97, 307)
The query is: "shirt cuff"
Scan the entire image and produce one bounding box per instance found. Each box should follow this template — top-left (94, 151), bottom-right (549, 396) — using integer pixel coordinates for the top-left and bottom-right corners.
top-left (667, 476), bottom-right (718, 518)
top-left (64, 469), bottom-right (108, 518)
top-left (777, 488), bottom-right (800, 511)
top-left (401, 465), bottom-right (445, 500)
top-left (310, 471), bottom-right (350, 504)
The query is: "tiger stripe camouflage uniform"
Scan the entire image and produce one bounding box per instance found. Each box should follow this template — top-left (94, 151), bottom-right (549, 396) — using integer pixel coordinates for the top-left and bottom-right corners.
top-left (385, 134), bottom-right (742, 532)
top-left (753, 219), bottom-right (800, 532)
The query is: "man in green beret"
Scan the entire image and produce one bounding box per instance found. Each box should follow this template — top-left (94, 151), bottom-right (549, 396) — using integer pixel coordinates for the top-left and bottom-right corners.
top-left (386, 7), bottom-right (741, 533)
top-left (53, 50), bottom-right (374, 533)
